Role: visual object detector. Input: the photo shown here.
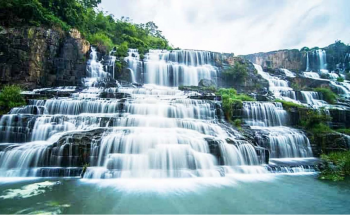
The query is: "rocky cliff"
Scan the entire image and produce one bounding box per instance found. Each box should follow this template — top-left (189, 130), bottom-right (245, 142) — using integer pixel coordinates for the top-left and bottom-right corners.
top-left (0, 26), bottom-right (90, 89)
top-left (243, 49), bottom-right (306, 72)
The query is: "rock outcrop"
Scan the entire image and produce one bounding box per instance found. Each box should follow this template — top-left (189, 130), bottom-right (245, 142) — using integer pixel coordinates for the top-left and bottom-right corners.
top-left (242, 49), bottom-right (306, 72)
top-left (0, 26), bottom-right (90, 89)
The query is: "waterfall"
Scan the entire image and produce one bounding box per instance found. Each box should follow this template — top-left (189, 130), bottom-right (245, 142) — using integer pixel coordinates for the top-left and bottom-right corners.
top-left (0, 49), bottom-right (269, 178)
top-left (242, 101), bottom-right (313, 158)
top-left (84, 47), bottom-right (110, 87)
top-left (300, 91), bottom-right (327, 107)
top-left (125, 49), bottom-right (140, 83)
top-left (303, 72), bottom-right (320, 79)
top-left (254, 64), bottom-right (297, 102)
top-left (143, 50), bottom-right (217, 87)
top-left (317, 49), bottom-right (327, 72)
top-left (280, 68), bottom-right (295, 77)
top-left (255, 127), bottom-right (313, 158)
top-left (306, 52), bottom-right (310, 71)
top-left (243, 102), bottom-right (288, 127)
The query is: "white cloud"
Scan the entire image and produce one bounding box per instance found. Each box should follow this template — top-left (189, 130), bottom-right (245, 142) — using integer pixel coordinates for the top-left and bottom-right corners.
top-left (99, 0), bottom-right (350, 55)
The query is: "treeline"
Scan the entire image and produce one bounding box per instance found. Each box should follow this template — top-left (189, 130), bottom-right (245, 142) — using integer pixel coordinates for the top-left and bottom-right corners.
top-left (0, 0), bottom-right (173, 57)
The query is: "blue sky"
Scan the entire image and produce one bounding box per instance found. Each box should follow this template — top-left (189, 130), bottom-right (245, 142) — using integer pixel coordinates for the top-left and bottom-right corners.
top-left (99, 0), bottom-right (350, 55)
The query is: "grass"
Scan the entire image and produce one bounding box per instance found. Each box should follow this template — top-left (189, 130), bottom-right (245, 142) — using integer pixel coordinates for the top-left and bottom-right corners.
top-left (336, 128), bottom-right (350, 135)
top-left (0, 85), bottom-right (26, 114)
top-left (314, 87), bottom-right (338, 104)
top-left (274, 99), bottom-right (304, 111)
top-left (217, 88), bottom-right (255, 121)
top-left (320, 151), bottom-right (350, 181)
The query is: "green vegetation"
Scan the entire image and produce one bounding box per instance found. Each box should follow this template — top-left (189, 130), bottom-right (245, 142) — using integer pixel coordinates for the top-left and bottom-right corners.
top-left (222, 61), bottom-right (248, 82)
top-left (314, 87), bottom-right (338, 104)
top-left (0, 0), bottom-right (172, 56)
top-left (291, 82), bottom-right (303, 91)
top-left (0, 85), bottom-right (26, 114)
top-left (337, 76), bottom-right (345, 82)
top-left (320, 151), bottom-right (350, 181)
top-left (299, 110), bottom-right (332, 133)
top-left (217, 88), bottom-right (255, 120)
top-left (336, 128), bottom-right (350, 135)
top-left (275, 99), bottom-right (304, 111)
top-left (300, 47), bottom-right (310, 52)
top-left (233, 119), bottom-right (242, 129)
top-left (178, 85), bottom-right (217, 93)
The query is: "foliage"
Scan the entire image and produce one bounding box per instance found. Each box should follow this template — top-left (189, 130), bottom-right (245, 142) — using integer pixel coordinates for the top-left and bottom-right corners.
top-left (300, 47), bottom-right (310, 52)
top-left (0, 85), bottom-right (26, 114)
top-left (337, 76), bottom-right (345, 82)
top-left (222, 61), bottom-right (248, 82)
top-left (217, 88), bottom-right (255, 120)
top-left (274, 99), bottom-right (304, 111)
top-left (178, 85), bottom-right (217, 93)
top-left (336, 128), bottom-right (350, 135)
top-left (233, 119), bottom-right (242, 129)
top-left (299, 109), bottom-right (332, 133)
top-left (0, 0), bottom-right (172, 53)
top-left (87, 32), bottom-right (114, 52)
top-left (314, 87), bottom-right (338, 104)
top-left (320, 151), bottom-right (350, 181)
top-left (291, 82), bottom-right (302, 91)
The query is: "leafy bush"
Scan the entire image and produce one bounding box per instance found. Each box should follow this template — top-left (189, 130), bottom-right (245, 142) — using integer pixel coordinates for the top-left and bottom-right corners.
top-left (0, 85), bottom-right (26, 114)
top-left (217, 88), bottom-right (254, 120)
top-left (320, 151), bottom-right (350, 181)
top-left (88, 32), bottom-right (115, 52)
top-left (337, 76), bottom-right (345, 82)
top-left (314, 87), bottom-right (338, 104)
top-left (233, 119), bottom-right (242, 128)
top-left (275, 99), bottom-right (304, 111)
top-left (299, 110), bottom-right (332, 133)
top-left (336, 128), bottom-right (350, 135)
top-left (222, 61), bottom-right (248, 82)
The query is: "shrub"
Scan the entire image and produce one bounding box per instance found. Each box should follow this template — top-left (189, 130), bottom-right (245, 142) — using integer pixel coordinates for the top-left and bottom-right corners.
top-left (337, 76), bottom-right (345, 82)
top-left (314, 87), bottom-right (338, 104)
top-left (217, 88), bottom-right (254, 120)
top-left (275, 99), bottom-right (304, 111)
top-left (320, 151), bottom-right (350, 181)
top-left (222, 61), bottom-right (248, 82)
top-left (0, 85), bottom-right (26, 114)
top-left (88, 32), bottom-right (115, 52)
top-left (336, 128), bottom-right (350, 135)
top-left (299, 110), bottom-right (332, 132)
top-left (233, 119), bottom-right (242, 128)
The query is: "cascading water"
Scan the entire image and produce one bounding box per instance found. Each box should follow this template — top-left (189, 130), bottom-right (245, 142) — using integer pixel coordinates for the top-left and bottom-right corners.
top-left (125, 49), bottom-right (141, 83)
top-left (83, 47), bottom-right (110, 87)
top-left (242, 101), bottom-right (313, 159)
top-left (0, 49), bottom-right (272, 178)
top-left (254, 64), bottom-right (296, 102)
top-left (280, 68), bottom-right (295, 77)
top-left (126, 49), bottom-right (218, 86)
top-left (306, 52), bottom-right (310, 71)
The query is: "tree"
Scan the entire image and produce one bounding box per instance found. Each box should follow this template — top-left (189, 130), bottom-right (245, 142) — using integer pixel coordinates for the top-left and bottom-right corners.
top-left (0, 85), bottom-right (26, 114)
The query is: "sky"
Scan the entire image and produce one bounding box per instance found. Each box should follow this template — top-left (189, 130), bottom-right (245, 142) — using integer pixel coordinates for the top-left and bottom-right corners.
top-left (99, 0), bottom-right (350, 55)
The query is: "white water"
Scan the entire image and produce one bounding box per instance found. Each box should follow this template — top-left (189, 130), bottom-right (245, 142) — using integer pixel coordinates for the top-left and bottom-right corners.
top-left (254, 64), bottom-right (296, 102)
top-left (83, 47), bottom-right (110, 87)
top-left (126, 49), bottom-right (218, 86)
top-left (242, 101), bottom-right (313, 159)
top-left (280, 68), bottom-right (295, 77)
top-left (0, 50), bottom-right (272, 178)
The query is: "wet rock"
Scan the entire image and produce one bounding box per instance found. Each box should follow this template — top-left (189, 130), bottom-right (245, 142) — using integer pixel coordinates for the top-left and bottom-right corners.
top-left (198, 79), bottom-right (216, 88)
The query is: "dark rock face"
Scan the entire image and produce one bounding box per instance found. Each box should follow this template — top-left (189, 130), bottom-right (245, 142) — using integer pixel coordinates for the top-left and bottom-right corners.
top-left (0, 27), bottom-right (90, 89)
top-left (309, 132), bottom-right (350, 157)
